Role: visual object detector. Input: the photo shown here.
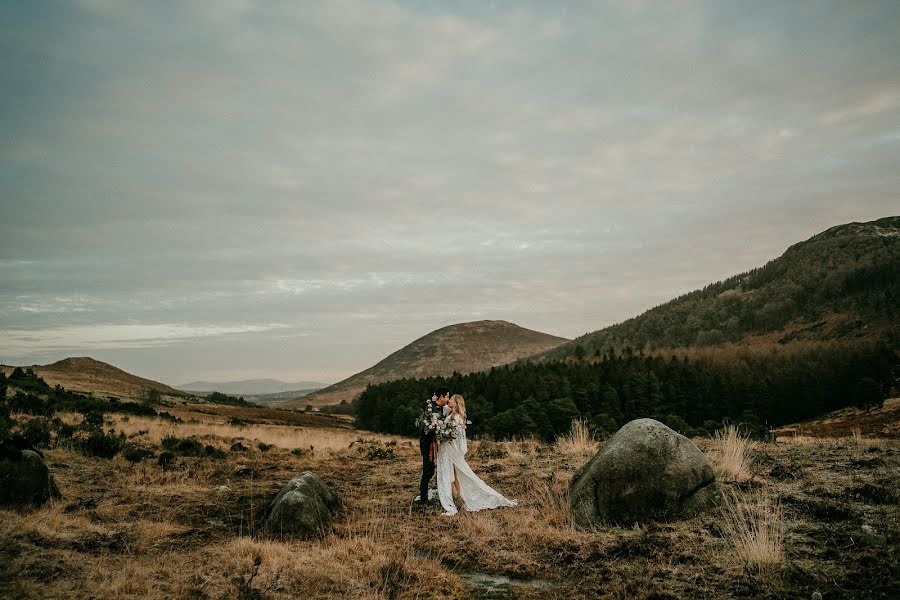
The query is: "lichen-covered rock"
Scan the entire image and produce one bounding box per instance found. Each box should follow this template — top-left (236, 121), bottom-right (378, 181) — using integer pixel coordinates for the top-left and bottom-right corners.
top-left (0, 449), bottom-right (61, 506)
top-left (262, 471), bottom-right (341, 538)
top-left (569, 418), bottom-right (719, 526)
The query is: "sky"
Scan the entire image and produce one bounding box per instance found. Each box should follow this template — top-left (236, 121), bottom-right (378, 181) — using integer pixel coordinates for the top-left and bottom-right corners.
top-left (1, 1), bottom-right (898, 386)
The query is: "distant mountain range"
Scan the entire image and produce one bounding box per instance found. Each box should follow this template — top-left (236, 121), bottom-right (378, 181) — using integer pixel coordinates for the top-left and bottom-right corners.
top-left (0, 357), bottom-right (185, 400)
top-left (530, 216), bottom-right (899, 362)
top-left (278, 320), bottom-right (568, 407)
top-left (177, 378), bottom-right (329, 396)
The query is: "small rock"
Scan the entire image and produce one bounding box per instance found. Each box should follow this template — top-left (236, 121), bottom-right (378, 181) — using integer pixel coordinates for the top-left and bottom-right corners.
top-left (216, 485), bottom-right (231, 493)
top-left (812, 592), bottom-right (823, 600)
top-left (262, 471), bottom-right (341, 539)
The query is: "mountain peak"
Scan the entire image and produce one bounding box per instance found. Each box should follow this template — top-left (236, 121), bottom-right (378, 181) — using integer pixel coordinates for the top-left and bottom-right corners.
top-left (281, 320), bottom-right (568, 407)
top-left (3, 356), bottom-right (184, 399)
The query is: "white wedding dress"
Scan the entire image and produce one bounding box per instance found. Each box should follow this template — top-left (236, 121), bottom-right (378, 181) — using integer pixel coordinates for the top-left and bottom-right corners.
top-left (436, 414), bottom-right (518, 516)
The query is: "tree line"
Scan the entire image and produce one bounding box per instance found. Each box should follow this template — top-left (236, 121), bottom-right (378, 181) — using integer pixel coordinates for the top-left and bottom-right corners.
top-left (354, 342), bottom-right (896, 440)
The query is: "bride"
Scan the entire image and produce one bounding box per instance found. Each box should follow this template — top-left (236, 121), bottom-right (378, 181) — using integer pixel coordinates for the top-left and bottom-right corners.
top-left (437, 394), bottom-right (517, 516)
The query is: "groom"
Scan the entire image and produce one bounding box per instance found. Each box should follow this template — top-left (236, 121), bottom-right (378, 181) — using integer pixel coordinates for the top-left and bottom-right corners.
top-left (416, 386), bottom-right (450, 505)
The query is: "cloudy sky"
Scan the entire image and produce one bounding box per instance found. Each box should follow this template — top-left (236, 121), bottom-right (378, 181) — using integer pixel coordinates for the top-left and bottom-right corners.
top-left (1, 1), bottom-right (898, 386)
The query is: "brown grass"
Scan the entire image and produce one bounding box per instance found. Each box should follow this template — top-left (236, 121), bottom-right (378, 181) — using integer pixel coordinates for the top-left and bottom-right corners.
top-left (555, 419), bottom-right (599, 458)
top-left (720, 489), bottom-right (784, 576)
top-left (5, 406), bottom-right (899, 599)
top-left (108, 413), bottom-right (397, 453)
top-left (711, 424), bottom-right (754, 481)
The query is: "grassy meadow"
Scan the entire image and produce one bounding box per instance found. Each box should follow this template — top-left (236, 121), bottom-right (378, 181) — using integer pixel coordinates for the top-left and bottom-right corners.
top-left (1, 402), bottom-right (898, 599)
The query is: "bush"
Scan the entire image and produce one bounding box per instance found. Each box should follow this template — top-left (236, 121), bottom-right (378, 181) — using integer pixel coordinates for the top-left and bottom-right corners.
top-left (10, 417), bottom-right (53, 449)
top-left (81, 410), bottom-right (105, 429)
top-left (157, 451), bottom-right (176, 468)
top-left (203, 444), bottom-right (227, 460)
top-left (161, 435), bottom-right (203, 456)
top-left (6, 392), bottom-right (54, 416)
top-left (158, 411), bottom-right (182, 423)
top-left (365, 446), bottom-right (395, 460)
top-left (123, 445), bottom-right (155, 464)
top-left (257, 442), bottom-right (274, 452)
top-left (76, 427), bottom-right (126, 459)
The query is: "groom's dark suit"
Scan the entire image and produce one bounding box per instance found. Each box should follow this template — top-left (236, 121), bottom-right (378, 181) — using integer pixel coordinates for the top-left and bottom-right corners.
top-left (418, 398), bottom-right (445, 503)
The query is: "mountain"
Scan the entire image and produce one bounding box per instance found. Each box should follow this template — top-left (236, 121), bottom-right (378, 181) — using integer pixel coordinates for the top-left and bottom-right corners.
top-left (531, 216), bottom-right (899, 362)
top-left (280, 320), bottom-right (568, 407)
top-left (0, 357), bottom-right (185, 400)
top-left (177, 378), bottom-right (328, 396)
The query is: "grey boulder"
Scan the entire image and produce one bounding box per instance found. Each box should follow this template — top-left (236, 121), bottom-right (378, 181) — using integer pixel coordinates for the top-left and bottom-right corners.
top-left (569, 418), bottom-right (719, 526)
top-left (0, 449), bottom-right (61, 506)
top-left (262, 471), bottom-right (341, 538)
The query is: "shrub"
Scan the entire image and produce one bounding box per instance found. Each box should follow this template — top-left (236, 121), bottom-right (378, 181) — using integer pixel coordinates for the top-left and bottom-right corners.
top-left (203, 444), bottom-right (227, 459)
top-left (161, 435), bottom-right (203, 456)
top-left (123, 445), bottom-right (155, 464)
top-left (10, 417), bottom-right (53, 449)
top-left (76, 427), bottom-right (126, 459)
top-left (257, 442), bottom-right (274, 452)
top-left (0, 404), bottom-right (12, 442)
top-left (157, 451), bottom-right (176, 468)
top-left (81, 410), bottom-right (105, 429)
top-left (7, 392), bottom-right (54, 416)
top-left (365, 446), bottom-right (395, 460)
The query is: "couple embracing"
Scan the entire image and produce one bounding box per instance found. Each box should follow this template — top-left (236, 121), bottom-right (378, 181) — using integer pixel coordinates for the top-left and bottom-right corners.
top-left (416, 387), bottom-right (517, 516)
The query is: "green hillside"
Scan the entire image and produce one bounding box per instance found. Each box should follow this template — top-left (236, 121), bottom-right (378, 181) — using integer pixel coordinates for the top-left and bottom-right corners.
top-left (536, 216), bottom-right (899, 362)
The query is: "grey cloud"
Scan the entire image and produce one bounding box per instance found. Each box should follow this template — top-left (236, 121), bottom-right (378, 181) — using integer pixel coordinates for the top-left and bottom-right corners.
top-left (1, 1), bottom-right (898, 383)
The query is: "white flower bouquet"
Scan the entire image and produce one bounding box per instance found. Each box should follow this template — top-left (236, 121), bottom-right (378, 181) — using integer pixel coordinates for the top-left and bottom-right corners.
top-left (415, 410), bottom-right (458, 441)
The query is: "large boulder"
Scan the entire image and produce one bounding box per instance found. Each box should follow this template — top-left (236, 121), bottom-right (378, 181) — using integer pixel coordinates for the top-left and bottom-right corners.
top-left (569, 418), bottom-right (719, 526)
top-left (262, 471), bottom-right (341, 538)
top-left (0, 448), bottom-right (61, 506)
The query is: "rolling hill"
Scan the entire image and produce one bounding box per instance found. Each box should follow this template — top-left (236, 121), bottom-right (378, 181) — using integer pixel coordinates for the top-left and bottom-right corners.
top-left (530, 216), bottom-right (899, 362)
top-left (0, 357), bottom-right (186, 400)
top-left (279, 320), bottom-right (568, 407)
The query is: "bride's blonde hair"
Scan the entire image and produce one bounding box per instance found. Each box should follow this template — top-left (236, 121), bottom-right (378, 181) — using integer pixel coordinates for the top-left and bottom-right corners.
top-left (450, 394), bottom-right (466, 423)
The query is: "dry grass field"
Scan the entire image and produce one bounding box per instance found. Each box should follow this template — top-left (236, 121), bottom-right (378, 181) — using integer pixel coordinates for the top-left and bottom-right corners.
top-left (2, 404), bottom-right (898, 599)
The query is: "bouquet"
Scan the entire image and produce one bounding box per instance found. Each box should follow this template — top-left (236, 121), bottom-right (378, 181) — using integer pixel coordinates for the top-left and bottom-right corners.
top-left (415, 410), bottom-right (459, 441)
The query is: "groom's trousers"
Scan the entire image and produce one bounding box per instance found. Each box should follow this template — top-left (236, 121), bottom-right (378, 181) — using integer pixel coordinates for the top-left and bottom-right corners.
top-left (419, 435), bottom-right (436, 501)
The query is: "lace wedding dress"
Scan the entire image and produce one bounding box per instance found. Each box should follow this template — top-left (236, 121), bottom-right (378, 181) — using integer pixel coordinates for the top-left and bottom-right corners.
top-left (436, 414), bottom-right (518, 516)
